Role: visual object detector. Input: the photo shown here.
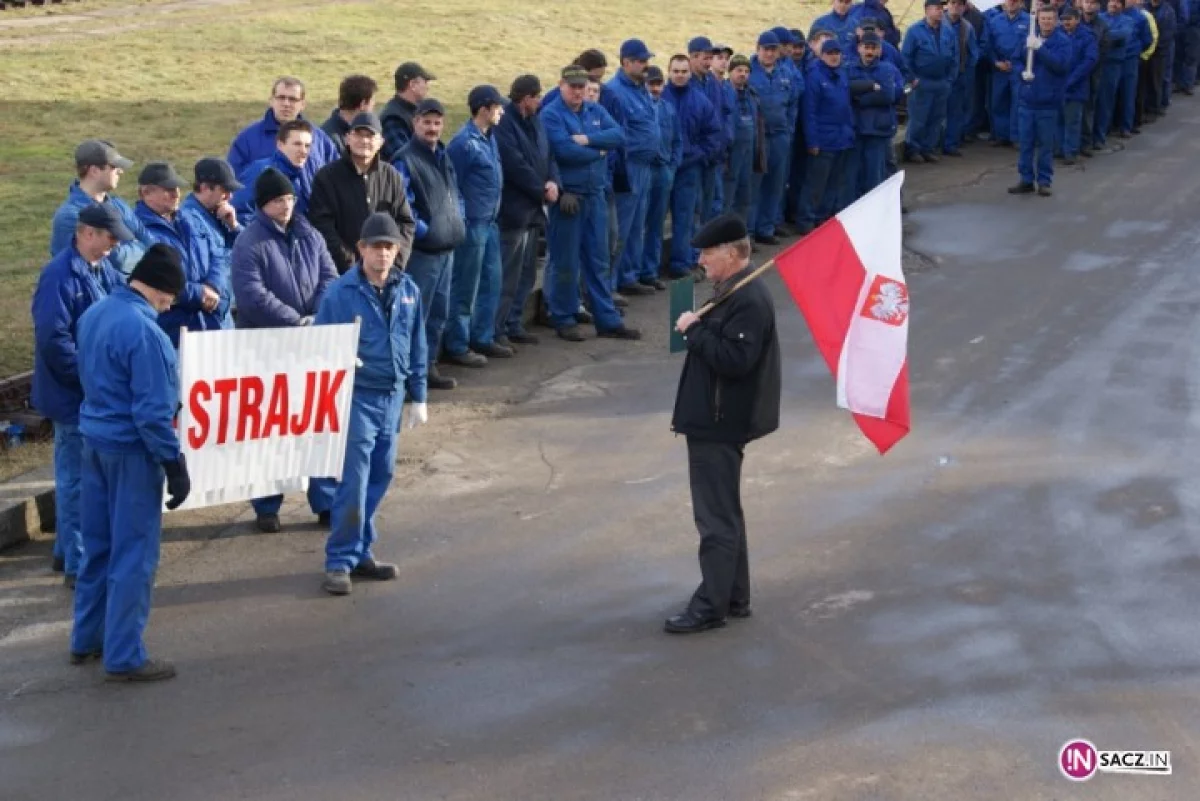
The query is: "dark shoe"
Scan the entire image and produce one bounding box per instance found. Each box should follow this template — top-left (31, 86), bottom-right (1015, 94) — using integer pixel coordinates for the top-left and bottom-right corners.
top-left (942, 149), bottom-right (963, 157)
top-left (64, 574), bottom-right (76, 590)
top-left (443, 350), bottom-right (487, 368)
top-left (428, 366), bottom-right (457, 390)
top-left (52, 556), bottom-right (65, 573)
top-left (351, 559), bottom-right (398, 581)
top-left (922, 153), bottom-right (940, 163)
top-left (1037, 185), bottom-right (1053, 196)
top-left (774, 223), bottom-right (797, 237)
top-left (611, 293), bottom-right (629, 308)
top-left (1062, 157), bottom-right (1076, 166)
top-left (69, 650), bottom-right (102, 666)
top-left (557, 325), bottom-right (586, 342)
top-left (597, 325), bottom-right (642, 340)
top-left (991, 139), bottom-right (1011, 147)
top-left (729, 602), bottom-right (753, 619)
top-left (494, 335), bottom-right (515, 350)
top-left (903, 150), bottom-right (923, 163)
top-left (754, 233), bottom-right (779, 246)
top-left (639, 277), bottom-right (667, 290)
top-left (256, 513), bottom-right (281, 533)
top-left (471, 341), bottom-right (514, 359)
top-left (105, 658), bottom-right (176, 683)
top-left (664, 610), bottom-right (727, 634)
top-left (322, 570), bottom-right (352, 596)
top-left (1116, 131), bottom-right (1132, 139)
top-left (618, 282), bottom-right (654, 296)
top-left (1007, 182), bottom-right (1035, 195)
top-left (575, 308), bottom-right (594, 325)
top-left (508, 331), bottom-right (539, 345)
top-left (1079, 148), bottom-right (1094, 158)
top-left (317, 510), bottom-right (331, 526)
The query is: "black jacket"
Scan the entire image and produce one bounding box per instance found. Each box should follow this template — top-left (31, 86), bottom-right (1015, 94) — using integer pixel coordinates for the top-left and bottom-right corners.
top-left (321, 109), bottom-right (351, 158)
top-left (671, 265), bottom-right (781, 444)
top-left (494, 101), bottom-right (560, 231)
top-left (308, 152), bottom-right (417, 274)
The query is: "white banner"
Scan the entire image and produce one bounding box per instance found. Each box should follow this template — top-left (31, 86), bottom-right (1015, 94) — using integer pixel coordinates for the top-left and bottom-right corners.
top-left (173, 323), bottom-right (359, 511)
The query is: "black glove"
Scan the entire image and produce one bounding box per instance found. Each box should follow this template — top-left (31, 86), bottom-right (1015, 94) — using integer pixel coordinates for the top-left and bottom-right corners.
top-left (559, 192), bottom-right (580, 216)
top-left (163, 453), bottom-right (191, 511)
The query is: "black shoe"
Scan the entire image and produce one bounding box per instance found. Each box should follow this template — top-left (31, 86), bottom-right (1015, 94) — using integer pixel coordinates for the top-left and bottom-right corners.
top-left (991, 139), bottom-right (1012, 147)
top-left (105, 657), bottom-right (176, 683)
top-left (256, 513), bottom-right (281, 533)
top-left (508, 331), bottom-right (540, 345)
top-left (754, 234), bottom-right (779, 246)
top-left (618, 282), bottom-right (655, 296)
top-left (664, 610), bottom-right (727, 634)
top-left (1007, 182), bottom-right (1035, 195)
top-left (729, 602), bottom-right (753, 619)
top-left (597, 325), bottom-right (641, 340)
top-left (494, 335), bottom-right (516, 350)
top-left (557, 325), bottom-right (586, 342)
top-left (1062, 157), bottom-right (1076, 165)
top-left (64, 574), bottom-right (76, 590)
top-left (1079, 148), bottom-right (1094, 158)
top-left (52, 556), bottom-right (65, 573)
top-left (351, 558), bottom-right (398, 581)
top-left (317, 510), bottom-right (331, 526)
top-left (428, 366), bottom-right (457, 390)
top-left (639, 277), bottom-right (667, 291)
top-left (443, 350), bottom-right (488, 368)
top-left (69, 649), bottom-right (102, 665)
top-left (1037, 185), bottom-right (1053, 197)
top-left (922, 153), bottom-right (940, 163)
top-left (612, 293), bottom-right (629, 308)
top-left (575, 308), bottom-right (594, 325)
top-left (470, 341), bottom-right (514, 359)
top-left (942, 149), bottom-right (963, 157)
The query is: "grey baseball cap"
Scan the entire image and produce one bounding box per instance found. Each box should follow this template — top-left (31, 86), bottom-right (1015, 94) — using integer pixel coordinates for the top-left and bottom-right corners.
top-left (74, 139), bottom-right (134, 170)
top-left (359, 212), bottom-right (405, 245)
top-left (137, 162), bottom-right (189, 189)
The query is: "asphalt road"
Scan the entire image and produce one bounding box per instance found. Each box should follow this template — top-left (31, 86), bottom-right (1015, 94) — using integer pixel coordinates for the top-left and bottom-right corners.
top-left (4, 106), bottom-right (1200, 800)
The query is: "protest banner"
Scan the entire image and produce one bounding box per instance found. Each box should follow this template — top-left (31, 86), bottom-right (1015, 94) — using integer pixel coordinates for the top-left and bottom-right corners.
top-left (173, 322), bottom-right (359, 511)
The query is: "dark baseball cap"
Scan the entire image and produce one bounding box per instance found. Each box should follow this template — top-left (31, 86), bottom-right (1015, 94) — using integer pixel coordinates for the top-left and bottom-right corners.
top-left (359, 212), bottom-right (405, 245)
top-left (861, 32), bottom-right (883, 45)
top-left (194, 157), bottom-right (243, 190)
top-left (74, 139), bottom-right (133, 170)
top-left (820, 39), bottom-right (843, 55)
top-left (645, 65), bottom-right (665, 83)
top-left (395, 61), bottom-right (435, 89)
top-left (414, 98), bottom-right (445, 116)
top-left (688, 35), bottom-right (714, 53)
top-left (561, 65), bottom-right (589, 86)
top-left (468, 84), bottom-right (505, 114)
top-left (77, 202), bottom-right (135, 241)
top-left (620, 38), bottom-right (654, 60)
top-left (138, 161), bottom-right (188, 189)
top-left (771, 26), bottom-right (796, 44)
top-left (350, 110), bottom-right (383, 134)
top-left (757, 31), bottom-right (781, 47)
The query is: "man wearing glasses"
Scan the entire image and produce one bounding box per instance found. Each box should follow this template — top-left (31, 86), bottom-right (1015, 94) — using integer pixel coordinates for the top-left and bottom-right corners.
top-left (227, 76), bottom-right (340, 180)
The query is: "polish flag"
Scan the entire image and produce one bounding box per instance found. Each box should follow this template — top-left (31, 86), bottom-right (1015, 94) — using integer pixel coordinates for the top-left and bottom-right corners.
top-left (775, 171), bottom-right (910, 454)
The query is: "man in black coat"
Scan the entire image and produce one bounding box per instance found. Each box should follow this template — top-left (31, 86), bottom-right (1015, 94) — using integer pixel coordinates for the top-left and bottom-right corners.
top-left (667, 213), bottom-right (782, 634)
top-left (308, 112), bottom-right (417, 274)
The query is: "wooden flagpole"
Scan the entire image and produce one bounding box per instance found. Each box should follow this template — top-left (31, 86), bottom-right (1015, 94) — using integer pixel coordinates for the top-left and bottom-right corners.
top-left (694, 258), bottom-right (777, 318)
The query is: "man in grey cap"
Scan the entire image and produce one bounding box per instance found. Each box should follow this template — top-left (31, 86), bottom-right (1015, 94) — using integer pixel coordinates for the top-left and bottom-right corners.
top-left (50, 139), bottom-right (151, 277)
top-left (381, 61), bottom-right (436, 162)
top-left (309, 110), bottom-right (417, 275)
top-left (32, 202), bottom-right (134, 585)
top-left (313, 212), bottom-right (428, 596)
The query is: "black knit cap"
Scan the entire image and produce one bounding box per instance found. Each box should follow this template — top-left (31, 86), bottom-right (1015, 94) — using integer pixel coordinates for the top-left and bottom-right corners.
top-left (254, 166), bottom-right (295, 209)
top-left (130, 243), bottom-right (186, 297)
top-left (691, 213), bottom-right (748, 249)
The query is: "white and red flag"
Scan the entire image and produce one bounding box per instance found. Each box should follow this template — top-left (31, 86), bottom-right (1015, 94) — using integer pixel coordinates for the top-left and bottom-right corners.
top-left (776, 171), bottom-right (911, 454)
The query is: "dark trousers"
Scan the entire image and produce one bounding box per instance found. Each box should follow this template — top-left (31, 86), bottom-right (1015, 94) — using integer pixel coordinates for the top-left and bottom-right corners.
top-left (496, 225), bottom-right (540, 339)
top-left (686, 438), bottom-right (749, 618)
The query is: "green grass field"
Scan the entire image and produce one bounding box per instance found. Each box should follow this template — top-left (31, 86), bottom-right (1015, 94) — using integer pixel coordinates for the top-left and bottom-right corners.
top-left (0, 0), bottom-right (924, 378)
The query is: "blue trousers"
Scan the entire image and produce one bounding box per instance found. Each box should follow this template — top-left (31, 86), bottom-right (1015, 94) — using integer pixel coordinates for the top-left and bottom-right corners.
top-left (945, 74), bottom-right (973, 152)
top-left (989, 68), bottom-right (1019, 143)
top-left (1118, 56), bottom-right (1140, 134)
top-left (723, 138), bottom-right (755, 221)
top-left (1094, 62), bottom-right (1123, 147)
top-left (749, 132), bottom-right (791, 238)
top-left (710, 163), bottom-right (725, 218)
top-left (1017, 106), bottom-right (1057, 187)
top-left (698, 163), bottom-right (719, 226)
top-left (72, 445), bottom-right (162, 673)
top-left (802, 149), bottom-right (851, 226)
top-left (615, 160), bottom-right (653, 288)
top-left (1163, 40), bottom-right (1176, 106)
top-left (1060, 100), bottom-right (1084, 158)
top-left (496, 226), bottom-right (539, 338)
top-left (546, 193), bottom-right (622, 331)
top-left (325, 388), bottom-right (403, 573)
top-left (856, 135), bottom-right (891, 198)
top-left (969, 61), bottom-right (992, 135)
top-left (642, 163), bottom-right (673, 282)
top-left (669, 163), bottom-right (703, 274)
top-left (905, 79), bottom-right (951, 156)
top-left (1179, 27), bottom-right (1200, 90)
top-left (445, 221), bottom-right (502, 354)
top-left (785, 134), bottom-right (807, 225)
top-left (53, 422), bottom-right (83, 576)
top-left (406, 249), bottom-right (454, 362)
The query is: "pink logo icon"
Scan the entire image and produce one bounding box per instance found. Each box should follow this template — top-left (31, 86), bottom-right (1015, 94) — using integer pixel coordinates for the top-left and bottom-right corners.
top-left (1060, 739), bottom-right (1098, 781)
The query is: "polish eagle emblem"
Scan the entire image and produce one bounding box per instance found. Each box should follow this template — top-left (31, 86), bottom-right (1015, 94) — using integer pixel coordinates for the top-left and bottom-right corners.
top-left (860, 275), bottom-right (909, 326)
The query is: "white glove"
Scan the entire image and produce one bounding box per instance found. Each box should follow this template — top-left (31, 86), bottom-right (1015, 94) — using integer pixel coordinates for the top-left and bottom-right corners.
top-left (298, 315), bottom-right (314, 326)
top-left (405, 401), bottom-right (428, 429)
top-left (1022, 69), bottom-right (1035, 82)
top-left (1028, 36), bottom-right (1043, 51)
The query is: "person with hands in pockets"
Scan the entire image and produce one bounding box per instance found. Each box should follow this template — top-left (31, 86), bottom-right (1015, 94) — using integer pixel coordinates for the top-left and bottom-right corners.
top-left (314, 213), bottom-right (428, 597)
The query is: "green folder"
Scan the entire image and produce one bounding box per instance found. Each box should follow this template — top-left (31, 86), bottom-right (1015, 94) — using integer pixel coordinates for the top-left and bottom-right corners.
top-left (668, 276), bottom-right (694, 353)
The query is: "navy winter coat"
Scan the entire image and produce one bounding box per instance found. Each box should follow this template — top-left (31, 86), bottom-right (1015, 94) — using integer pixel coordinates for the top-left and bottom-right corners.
top-left (663, 81), bottom-right (723, 169)
top-left (230, 214), bottom-right (338, 329)
top-left (803, 61), bottom-right (856, 151)
top-left (847, 59), bottom-right (904, 137)
top-left (495, 102), bottom-right (560, 230)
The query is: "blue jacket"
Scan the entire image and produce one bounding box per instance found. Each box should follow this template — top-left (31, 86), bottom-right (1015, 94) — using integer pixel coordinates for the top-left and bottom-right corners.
top-left (31, 245), bottom-right (124, 424)
top-left (447, 120), bottom-right (503, 225)
top-left (902, 19), bottom-right (960, 83)
top-left (1187, 0), bottom-right (1200, 27)
top-left (136, 198), bottom-right (232, 347)
top-left (231, 151), bottom-right (313, 227)
top-left (1154, 2), bottom-right (1178, 44)
top-left (1018, 28), bottom-right (1073, 108)
top-left (749, 57), bottom-right (800, 136)
top-left (948, 17), bottom-right (980, 82)
top-left (719, 81), bottom-right (738, 151)
top-left (77, 286), bottom-right (180, 464)
top-left (1065, 25), bottom-right (1101, 101)
top-left (540, 98), bottom-right (626, 195)
top-left (983, 9), bottom-right (1032, 67)
top-left (494, 102), bottom-right (560, 231)
top-left (781, 57), bottom-right (807, 124)
top-left (651, 94), bottom-right (684, 169)
top-left (689, 72), bottom-right (731, 159)
top-left (663, 81), bottom-right (723, 170)
top-left (728, 83), bottom-right (760, 153)
top-left (803, 61), bottom-right (856, 151)
top-left (812, 10), bottom-right (858, 48)
top-left (849, 0), bottom-right (902, 46)
top-left (230, 214), bottom-right (338, 329)
top-left (607, 70), bottom-right (661, 165)
top-left (847, 59), bottom-right (904, 137)
top-left (1100, 11), bottom-right (1134, 63)
top-left (315, 264), bottom-right (427, 402)
top-left (546, 84), bottom-right (628, 190)
top-left (227, 109), bottom-right (339, 180)
top-left (49, 182), bottom-right (150, 278)
top-left (1125, 7), bottom-right (1154, 58)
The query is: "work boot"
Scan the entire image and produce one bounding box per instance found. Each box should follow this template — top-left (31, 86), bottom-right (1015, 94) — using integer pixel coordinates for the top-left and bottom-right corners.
top-left (508, 331), bottom-right (539, 345)
top-left (1037, 185), bottom-right (1053, 197)
top-left (256, 513), bottom-right (281, 533)
top-left (618, 282), bottom-right (654, 296)
top-left (557, 325), bottom-right (586, 342)
top-left (1007, 182), bottom-right (1035, 195)
top-left (471, 341), bottom-right (514, 359)
top-left (351, 559), bottom-right (398, 581)
top-left (322, 570), bottom-right (352, 596)
top-left (639, 277), bottom-right (667, 291)
top-left (69, 649), bottom-right (102, 665)
top-left (427, 366), bottom-right (457, 390)
top-left (612, 293), bottom-right (629, 307)
top-left (663, 610), bottom-right (727, 634)
top-left (105, 658), bottom-right (176, 683)
top-left (443, 349), bottom-right (487, 368)
top-left (597, 325), bottom-right (642, 340)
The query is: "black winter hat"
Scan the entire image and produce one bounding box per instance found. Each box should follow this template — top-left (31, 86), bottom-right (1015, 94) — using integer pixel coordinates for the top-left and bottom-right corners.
top-left (130, 243), bottom-right (186, 297)
top-left (691, 213), bottom-right (749, 250)
top-left (254, 167), bottom-right (295, 209)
